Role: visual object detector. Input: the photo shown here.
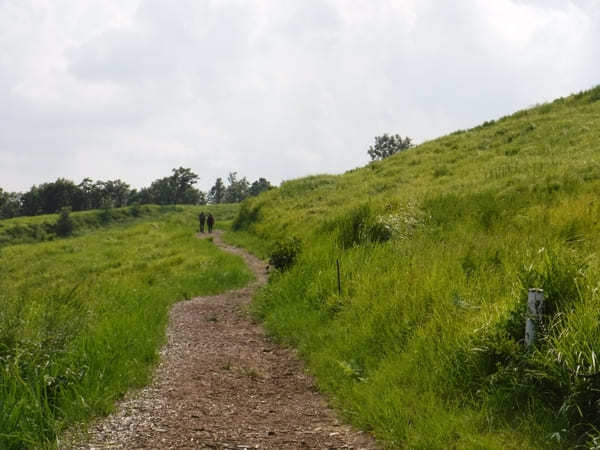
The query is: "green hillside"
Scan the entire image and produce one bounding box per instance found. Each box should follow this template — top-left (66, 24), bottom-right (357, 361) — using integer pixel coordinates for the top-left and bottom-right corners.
top-left (229, 86), bottom-right (600, 448)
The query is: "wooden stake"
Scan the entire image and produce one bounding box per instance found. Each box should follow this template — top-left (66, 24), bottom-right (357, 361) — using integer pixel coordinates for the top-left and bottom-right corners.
top-left (337, 259), bottom-right (341, 296)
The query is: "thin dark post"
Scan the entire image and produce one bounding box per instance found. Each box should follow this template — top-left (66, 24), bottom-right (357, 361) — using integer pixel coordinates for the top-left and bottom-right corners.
top-left (337, 259), bottom-right (341, 296)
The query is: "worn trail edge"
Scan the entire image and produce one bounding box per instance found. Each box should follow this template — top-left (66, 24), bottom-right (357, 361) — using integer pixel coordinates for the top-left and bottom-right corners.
top-left (70, 230), bottom-right (377, 449)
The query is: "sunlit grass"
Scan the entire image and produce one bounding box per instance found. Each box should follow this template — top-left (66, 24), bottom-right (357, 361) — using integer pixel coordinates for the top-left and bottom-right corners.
top-left (0, 205), bottom-right (252, 449)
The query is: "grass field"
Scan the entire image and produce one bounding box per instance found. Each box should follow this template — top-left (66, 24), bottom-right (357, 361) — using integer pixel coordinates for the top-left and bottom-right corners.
top-left (229, 86), bottom-right (600, 448)
top-left (0, 204), bottom-right (251, 448)
top-left (0, 202), bottom-right (242, 248)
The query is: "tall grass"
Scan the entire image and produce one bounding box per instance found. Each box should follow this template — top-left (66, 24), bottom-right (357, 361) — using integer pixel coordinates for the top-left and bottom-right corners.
top-left (230, 87), bottom-right (600, 447)
top-left (0, 205), bottom-right (252, 448)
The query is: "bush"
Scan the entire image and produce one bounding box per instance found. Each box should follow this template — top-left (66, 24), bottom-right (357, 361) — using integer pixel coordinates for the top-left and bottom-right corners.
top-left (98, 201), bottom-right (113, 224)
top-left (232, 201), bottom-right (261, 231)
top-left (433, 166), bottom-right (450, 178)
top-left (336, 204), bottom-right (392, 249)
top-left (269, 237), bottom-right (302, 271)
top-left (55, 207), bottom-right (74, 237)
top-left (130, 202), bottom-right (141, 217)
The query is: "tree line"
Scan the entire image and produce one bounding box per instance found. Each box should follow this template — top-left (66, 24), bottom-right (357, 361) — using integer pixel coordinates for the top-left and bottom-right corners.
top-left (0, 167), bottom-right (273, 219)
top-left (1, 130), bottom-right (412, 220)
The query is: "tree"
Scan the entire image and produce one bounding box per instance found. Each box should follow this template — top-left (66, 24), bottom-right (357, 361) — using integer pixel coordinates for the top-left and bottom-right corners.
top-left (197, 190), bottom-right (207, 205)
top-left (367, 134), bottom-right (413, 161)
top-left (36, 178), bottom-right (80, 214)
top-left (145, 167), bottom-right (200, 205)
top-left (224, 172), bottom-right (249, 203)
top-left (248, 177), bottom-right (273, 197)
top-left (55, 207), bottom-right (74, 236)
top-left (208, 178), bottom-right (225, 204)
top-left (170, 167), bottom-right (200, 204)
top-left (20, 186), bottom-right (41, 216)
top-left (20, 180), bottom-right (76, 215)
top-left (147, 177), bottom-right (173, 205)
top-left (101, 179), bottom-right (131, 207)
top-left (132, 187), bottom-right (154, 205)
top-left (0, 189), bottom-right (21, 219)
top-left (74, 178), bottom-right (95, 211)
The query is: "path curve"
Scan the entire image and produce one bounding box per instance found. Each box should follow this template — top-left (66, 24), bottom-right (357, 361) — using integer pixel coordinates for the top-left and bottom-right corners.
top-left (70, 230), bottom-right (377, 449)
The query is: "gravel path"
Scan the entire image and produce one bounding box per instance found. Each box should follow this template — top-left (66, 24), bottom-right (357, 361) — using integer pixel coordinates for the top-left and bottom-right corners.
top-left (68, 231), bottom-right (377, 449)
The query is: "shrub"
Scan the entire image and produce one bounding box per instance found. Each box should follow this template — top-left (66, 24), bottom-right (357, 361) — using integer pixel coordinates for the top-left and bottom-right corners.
top-left (55, 207), bottom-right (74, 237)
top-left (98, 200), bottom-right (113, 224)
top-left (232, 201), bottom-right (261, 231)
top-left (269, 237), bottom-right (302, 271)
top-left (336, 204), bottom-right (392, 249)
top-left (130, 202), bottom-right (141, 217)
top-left (433, 166), bottom-right (450, 178)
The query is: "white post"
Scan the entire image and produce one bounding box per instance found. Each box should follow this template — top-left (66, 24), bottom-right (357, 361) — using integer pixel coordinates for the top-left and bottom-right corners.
top-left (525, 288), bottom-right (544, 347)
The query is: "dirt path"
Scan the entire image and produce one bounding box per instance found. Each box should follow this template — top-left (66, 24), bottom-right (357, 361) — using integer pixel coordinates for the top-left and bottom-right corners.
top-left (70, 230), bottom-right (377, 449)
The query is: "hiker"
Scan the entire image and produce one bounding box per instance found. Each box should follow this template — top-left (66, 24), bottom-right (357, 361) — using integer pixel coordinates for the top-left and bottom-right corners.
top-left (198, 212), bottom-right (206, 233)
top-left (207, 213), bottom-right (215, 233)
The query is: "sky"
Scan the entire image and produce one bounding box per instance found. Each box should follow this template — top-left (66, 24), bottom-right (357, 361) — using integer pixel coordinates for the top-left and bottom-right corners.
top-left (1, 0), bottom-right (599, 193)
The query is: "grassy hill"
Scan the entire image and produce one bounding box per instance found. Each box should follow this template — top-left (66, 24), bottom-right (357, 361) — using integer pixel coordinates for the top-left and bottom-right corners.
top-left (228, 86), bottom-right (600, 448)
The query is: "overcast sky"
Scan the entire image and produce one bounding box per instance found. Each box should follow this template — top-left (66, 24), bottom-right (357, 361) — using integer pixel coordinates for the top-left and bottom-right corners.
top-left (1, 0), bottom-right (599, 193)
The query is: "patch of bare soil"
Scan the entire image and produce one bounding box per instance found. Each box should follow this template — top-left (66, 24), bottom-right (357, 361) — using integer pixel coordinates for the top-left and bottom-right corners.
top-left (67, 230), bottom-right (377, 449)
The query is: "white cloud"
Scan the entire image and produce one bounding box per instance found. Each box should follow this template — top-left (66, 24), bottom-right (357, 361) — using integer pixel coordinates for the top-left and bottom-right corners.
top-left (0, 0), bottom-right (599, 192)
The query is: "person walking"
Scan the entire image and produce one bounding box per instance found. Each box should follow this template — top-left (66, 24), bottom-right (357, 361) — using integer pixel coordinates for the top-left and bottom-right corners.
top-left (207, 213), bottom-right (215, 233)
top-left (198, 212), bottom-right (206, 233)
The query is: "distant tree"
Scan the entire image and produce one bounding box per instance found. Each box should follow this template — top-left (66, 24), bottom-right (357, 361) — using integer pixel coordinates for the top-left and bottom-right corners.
top-left (367, 134), bottom-right (413, 161)
top-left (128, 188), bottom-right (140, 205)
top-left (208, 178), bottom-right (225, 204)
top-left (170, 167), bottom-right (200, 204)
top-left (248, 177), bottom-right (273, 197)
top-left (197, 190), bottom-right (207, 205)
top-left (55, 207), bottom-right (74, 236)
top-left (133, 187), bottom-right (154, 205)
top-left (2, 166), bottom-right (206, 218)
top-left (147, 177), bottom-right (173, 205)
top-left (20, 186), bottom-right (41, 216)
top-left (101, 179), bottom-right (131, 207)
top-left (144, 167), bottom-right (200, 205)
top-left (37, 178), bottom-right (79, 214)
top-left (74, 178), bottom-right (94, 211)
top-left (0, 189), bottom-right (21, 219)
top-left (180, 187), bottom-right (202, 205)
top-left (224, 172), bottom-right (250, 203)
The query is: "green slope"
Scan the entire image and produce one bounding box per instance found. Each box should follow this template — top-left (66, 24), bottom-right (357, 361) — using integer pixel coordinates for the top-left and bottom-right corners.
top-left (230, 86), bottom-right (600, 448)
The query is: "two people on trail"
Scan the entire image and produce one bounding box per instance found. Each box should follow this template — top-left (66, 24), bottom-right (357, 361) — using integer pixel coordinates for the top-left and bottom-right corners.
top-left (198, 212), bottom-right (215, 233)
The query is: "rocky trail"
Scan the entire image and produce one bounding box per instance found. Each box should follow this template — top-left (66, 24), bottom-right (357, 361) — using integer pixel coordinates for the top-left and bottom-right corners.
top-left (69, 230), bottom-right (377, 449)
